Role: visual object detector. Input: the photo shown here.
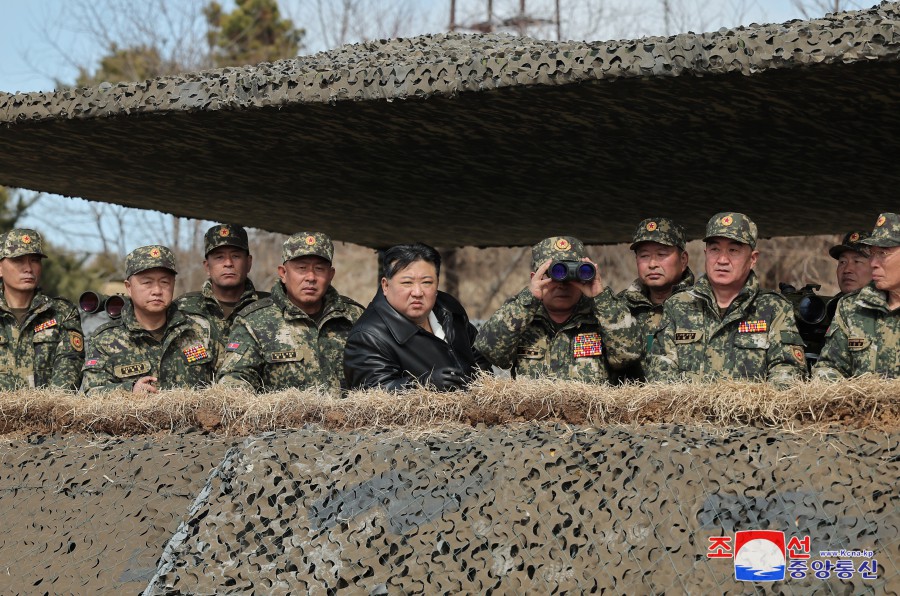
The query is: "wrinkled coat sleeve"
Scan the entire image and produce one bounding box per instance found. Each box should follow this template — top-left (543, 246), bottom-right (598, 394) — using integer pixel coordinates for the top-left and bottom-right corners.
top-left (52, 301), bottom-right (86, 391)
top-left (343, 330), bottom-right (420, 391)
top-left (811, 300), bottom-right (852, 381)
top-left (645, 305), bottom-right (683, 383)
top-left (765, 299), bottom-right (807, 386)
top-left (591, 288), bottom-right (641, 371)
top-left (472, 288), bottom-right (540, 370)
top-left (216, 318), bottom-right (264, 392)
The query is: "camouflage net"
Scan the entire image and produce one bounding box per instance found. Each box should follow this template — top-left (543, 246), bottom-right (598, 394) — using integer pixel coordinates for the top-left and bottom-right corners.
top-left (0, 424), bottom-right (895, 594)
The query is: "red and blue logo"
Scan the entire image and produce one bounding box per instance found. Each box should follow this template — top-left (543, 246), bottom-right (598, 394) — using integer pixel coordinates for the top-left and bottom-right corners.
top-left (734, 530), bottom-right (785, 581)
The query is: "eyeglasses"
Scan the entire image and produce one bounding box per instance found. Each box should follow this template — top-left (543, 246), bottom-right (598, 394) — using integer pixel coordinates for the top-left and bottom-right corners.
top-left (869, 247), bottom-right (900, 261)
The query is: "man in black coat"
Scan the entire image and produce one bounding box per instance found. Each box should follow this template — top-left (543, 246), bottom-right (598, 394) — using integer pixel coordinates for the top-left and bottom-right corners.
top-left (344, 243), bottom-right (490, 391)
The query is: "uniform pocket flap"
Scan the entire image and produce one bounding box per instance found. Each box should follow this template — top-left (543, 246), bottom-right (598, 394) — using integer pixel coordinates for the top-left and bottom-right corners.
top-left (733, 332), bottom-right (768, 350)
top-left (779, 330), bottom-right (805, 346)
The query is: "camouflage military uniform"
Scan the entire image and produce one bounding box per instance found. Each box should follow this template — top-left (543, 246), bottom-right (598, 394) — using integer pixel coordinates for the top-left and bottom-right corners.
top-left (474, 236), bottom-right (640, 382)
top-left (814, 213), bottom-right (900, 380)
top-left (646, 213), bottom-right (806, 386)
top-left (81, 302), bottom-right (219, 394)
top-left (217, 282), bottom-right (363, 393)
top-left (0, 229), bottom-right (84, 390)
top-left (217, 232), bottom-right (364, 394)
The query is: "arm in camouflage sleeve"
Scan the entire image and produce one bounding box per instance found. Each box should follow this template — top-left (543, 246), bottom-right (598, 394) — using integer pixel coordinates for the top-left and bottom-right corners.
top-left (591, 288), bottom-right (641, 371)
top-left (80, 336), bottom-right (133, 395)
top-left (811, 300), bottom-right (852, 381)
top-left (216, 318), bottom-right (264, 392)
top-left (51, 301), bottom-right (85, 391)
top-left (472, 288), bottom-right (542, 370)
top-left (765, 299), bottom-right (808, 387)
top-left (644, 305), bottom-right (682, 383)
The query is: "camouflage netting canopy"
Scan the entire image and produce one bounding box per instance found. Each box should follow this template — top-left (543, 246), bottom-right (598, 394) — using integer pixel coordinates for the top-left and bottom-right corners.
top-left (2, 3), bottom-right (900, 247)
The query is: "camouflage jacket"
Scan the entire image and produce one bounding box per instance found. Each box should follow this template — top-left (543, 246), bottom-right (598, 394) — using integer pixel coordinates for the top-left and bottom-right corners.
top-left (473, 287), bottom-right (641, 383)
top-left (616, 268), bottom-right (695, 382)
top-left (0, 289), bottom-right (84, 390)
top-left (217, 282), bottom-right (364, 394)
top-left (646, 272), bottom-right (806, 386)
top-left (81, 301), bottom-right (219, 395)
top-left (174, 279), bottom-right (268, 366)
top-left (812, 284), bottom-right (900, 380)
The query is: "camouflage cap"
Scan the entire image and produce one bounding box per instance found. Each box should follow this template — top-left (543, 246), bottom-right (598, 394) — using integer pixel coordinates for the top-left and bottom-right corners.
top-left (283, 232), bottom-right (334, 263)
top-left (2, 228), bottom-right (47, 259)
top-left (204, 223), bottom-right (249, 256)
top-left (860, 212), bottom-right (900, 248)
top-left (703, 212), bottom-right (758, 248)
top-left (125, 245), bottom-right (178, 278)
top-left (531, 236), bottom-right (586, 271)
top-left (828, 230), bottom-right (872, 259)
top-left (630, 217), bottom-right (686, 250)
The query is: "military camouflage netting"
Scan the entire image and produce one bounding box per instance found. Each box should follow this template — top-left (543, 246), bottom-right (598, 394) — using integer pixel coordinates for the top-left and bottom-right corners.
top-left (1, 3), bottom-right (900, 246)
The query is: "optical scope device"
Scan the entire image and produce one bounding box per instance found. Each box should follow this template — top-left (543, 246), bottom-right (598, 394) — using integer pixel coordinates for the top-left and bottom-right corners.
top-left (548, 260), bottom-right (596, 283)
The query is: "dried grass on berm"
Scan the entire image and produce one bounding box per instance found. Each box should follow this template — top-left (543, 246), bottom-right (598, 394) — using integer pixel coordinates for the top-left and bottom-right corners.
top-left (0, 375), bottom-right (897, 436)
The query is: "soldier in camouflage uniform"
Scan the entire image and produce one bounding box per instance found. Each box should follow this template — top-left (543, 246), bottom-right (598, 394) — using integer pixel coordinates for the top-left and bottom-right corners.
top-left (175, 224), bottom-right (268, 365)
top-left (829, 230), bottom-right (872, 294)
top-left (647, 213), bottom-right (806, 386)
top-left (0, 229), bottom-right (84, 390)
top-left (617, 217), bottom-right (695, 382)
top-left (474, 236), bottom-right (640, 383)
top-left (217, 232), bottom-right (363, 394)
top-left (81, 246), bottom-right (219, 394)
top-left (814, 213), bottom-right (900, 379)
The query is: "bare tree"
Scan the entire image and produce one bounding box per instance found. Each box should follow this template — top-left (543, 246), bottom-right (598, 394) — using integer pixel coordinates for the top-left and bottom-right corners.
top-left (790, 1), bottom-right (863, 19)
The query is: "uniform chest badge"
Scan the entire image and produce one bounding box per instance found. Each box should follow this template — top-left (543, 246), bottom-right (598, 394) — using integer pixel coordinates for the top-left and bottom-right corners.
top-left (573, 332), bottom-right (603, 358)
top-left (70, 331), bottom-right (84, 352)
top-left (85, 359), bottom-right (99, 367)
top-left (738, 320), bottom-right (767, 333)
top-left (183, 343), bottom-right (209, 363)
top-left (792, 346), bottom-right (805, 364)
top-left (34, 319), bottom-right (58, 333)
top-left (227, 341), bottom-right (241, 351)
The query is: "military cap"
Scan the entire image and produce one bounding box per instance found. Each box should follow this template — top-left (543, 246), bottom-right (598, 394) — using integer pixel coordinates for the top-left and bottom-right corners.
top-left (829, 230), bottom-right (871, 259)
top-left (860, 212), bottom-right (900, 247)
top-left (630, 217), bottom-right (686, 250)
top-left (282, 232), bottom-right (334, 263)
top-left (125, 245), bottom-right (177, 278)
top-left (204, 223), bottom-right (249, 256)
top-left (531, 236), bottom-right (586, 272)
top-left (2, 228), bottom-right (47, 259)
top-left (703, 212), bottom-right (758, 248)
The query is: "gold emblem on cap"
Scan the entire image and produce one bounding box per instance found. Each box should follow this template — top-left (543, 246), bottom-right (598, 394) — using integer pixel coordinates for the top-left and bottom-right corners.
top-left (555, 238), bottom-right (570, 250)
top-left (849, 232), bottom-right (860, 243)
top-left (150, 247), bottom-right (161, 258)
top-left (219, 228), bottom-right (230, 237)
top-left (305, 236), bottom-right (316, 246)
top-left (876, 215), bottom-right (886, 227)
top-left (21, 235), bottom-right (31, 244)
top-left (646, 222), bottom-right (658, 232)
top-left (721, 215), bottom-right (734, 226)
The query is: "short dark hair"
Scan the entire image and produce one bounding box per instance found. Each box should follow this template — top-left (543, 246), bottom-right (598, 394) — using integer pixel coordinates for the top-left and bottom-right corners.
top-left (382, 243), bottom-right (442, 279)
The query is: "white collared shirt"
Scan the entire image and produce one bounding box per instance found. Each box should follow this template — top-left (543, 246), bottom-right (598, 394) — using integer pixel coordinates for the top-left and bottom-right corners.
top-left (428, 310), bottom-right (446, 341)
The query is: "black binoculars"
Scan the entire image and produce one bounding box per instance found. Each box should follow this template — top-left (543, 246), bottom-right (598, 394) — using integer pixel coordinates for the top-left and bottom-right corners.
top-left (78, 291), bottom-right (126, 319)
top-left (548, 260), bottom-right (596, 283)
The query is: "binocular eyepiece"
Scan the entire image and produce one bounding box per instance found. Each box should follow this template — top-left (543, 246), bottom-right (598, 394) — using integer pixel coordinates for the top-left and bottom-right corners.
top-left (78, 291), bottom-right (125, 319)
top-left (548, 260), bottom-right (596, 283)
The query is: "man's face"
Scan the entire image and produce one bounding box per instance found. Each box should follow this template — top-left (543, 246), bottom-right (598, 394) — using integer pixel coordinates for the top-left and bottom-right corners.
top-left (531, 270), bottom-right (582, 314)
top-left (204, 246), bottom-right (252, 291)
top-left (869, 246), bottom-right (900, 294)
top-left (278, 256), bottom-right (334, 312)
top-left (704, 238), bottom-right (758, 291)
top-left (125, 268), bottom-right (176, 316)
top-left (0, 255), bottom-right (43, 295)
top-left (836, 250), bottom-right (872, 294)
top-left (634, 242), bottom-right (688, 290)
top-left (381, 259), bottom-right (438, 325)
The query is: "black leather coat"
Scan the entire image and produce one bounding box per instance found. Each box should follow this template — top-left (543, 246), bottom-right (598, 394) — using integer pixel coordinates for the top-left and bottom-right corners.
top-left (343, 290), bottom-right (490, 390)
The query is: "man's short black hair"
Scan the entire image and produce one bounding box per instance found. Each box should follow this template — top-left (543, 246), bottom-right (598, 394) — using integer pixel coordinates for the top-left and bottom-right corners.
top-left (382, 243), bottom-right (442, 279)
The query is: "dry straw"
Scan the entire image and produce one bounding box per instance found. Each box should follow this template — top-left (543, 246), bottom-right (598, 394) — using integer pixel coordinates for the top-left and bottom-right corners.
top-left (0, 374), bottom-right (897, 436)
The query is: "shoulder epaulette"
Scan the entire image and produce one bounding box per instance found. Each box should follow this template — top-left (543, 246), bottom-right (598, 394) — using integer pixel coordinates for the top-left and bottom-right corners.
top-left (92, 318), bottom-right (124, 336)
top-left (236, 296), bottom-right (274, 318)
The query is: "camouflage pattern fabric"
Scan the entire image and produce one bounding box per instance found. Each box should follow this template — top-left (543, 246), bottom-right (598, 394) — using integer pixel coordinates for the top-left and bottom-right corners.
top-left (124, 245), bottom-right (177, 278)
top-left (282, 232), bottom-right (334, 263)
top-left (2, 228), bottom-right (47, 258)
top-left (204, 223), bottom-right (249, 255)
top-left (646, 272), bottom-right (807, 387)
top-left (812, 284), bottom-right (900, 379)
top-left (617, 268), bottom-right (695, 382)
top-left (217, 282), bottom-right (363, 394)
top-left (703, 211), bottom-right (758, 247)
top-left (0, 288), bottom-right (83, 390)
top-left (860, 212), bottom-right (900, 247)
top-left (530, 236), bottom-right (585, 271)
top-left (174, 279), bottom-right (268, 367)
top-left (473, 287), bottom-right (641, 383)
top-left (829, 229), bottom-right (872, 259)
top-left (81, 301), bottom-right (218, 394)
top-left (629, 217), bottom-right (686, 250)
